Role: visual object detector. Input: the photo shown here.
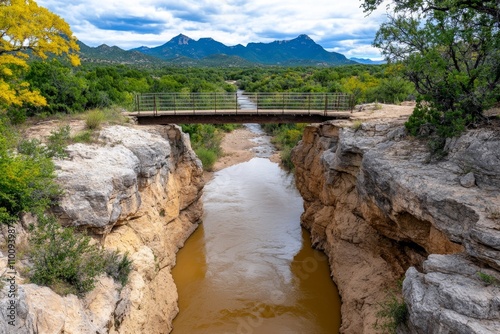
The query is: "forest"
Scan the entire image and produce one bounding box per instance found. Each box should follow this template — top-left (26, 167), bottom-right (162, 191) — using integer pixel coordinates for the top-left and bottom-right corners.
top-left (6, 61), bottom-right (414, 123)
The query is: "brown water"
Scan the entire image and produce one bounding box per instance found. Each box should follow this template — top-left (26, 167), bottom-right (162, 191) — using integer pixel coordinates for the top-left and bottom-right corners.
top-left (171, 157), bottom-right (341, 334)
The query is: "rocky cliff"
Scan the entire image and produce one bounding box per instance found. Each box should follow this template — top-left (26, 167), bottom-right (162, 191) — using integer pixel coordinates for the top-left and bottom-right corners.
top-left (291, 118), bottom-right (500, 333)
top-left (0, 124), bottom-right (204, 333)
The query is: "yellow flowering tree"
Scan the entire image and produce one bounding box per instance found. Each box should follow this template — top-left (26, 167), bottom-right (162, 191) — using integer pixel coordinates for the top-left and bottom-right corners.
top-left (0, 0), bottom-right (80, 108)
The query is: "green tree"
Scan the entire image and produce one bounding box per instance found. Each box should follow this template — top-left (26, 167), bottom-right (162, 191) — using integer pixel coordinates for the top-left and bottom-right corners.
top-left (364, 0), bottom-right (500, 137)
top-left (26, 60), bottom-right (88, 114)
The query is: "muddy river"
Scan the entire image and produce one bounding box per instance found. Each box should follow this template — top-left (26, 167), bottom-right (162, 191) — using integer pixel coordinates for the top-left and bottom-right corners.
top-left (172, 126), bottom-right (341, 334)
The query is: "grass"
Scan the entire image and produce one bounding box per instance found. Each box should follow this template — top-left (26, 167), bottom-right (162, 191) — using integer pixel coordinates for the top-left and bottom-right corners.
top-left (72, 130), bottom-right (96, 144)
top-left (351, 120), bottom-right (363, 131)
top-left (85, 109), bottom-right (106, 130)
top-left (374, 282), bottom-right (408, 334)
top-left (477, 271), bottom-right (499, 286)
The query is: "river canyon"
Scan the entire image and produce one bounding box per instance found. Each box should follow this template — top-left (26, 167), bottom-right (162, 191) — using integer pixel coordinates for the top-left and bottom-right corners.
top-left (0, 110), bottom-right (499, 334)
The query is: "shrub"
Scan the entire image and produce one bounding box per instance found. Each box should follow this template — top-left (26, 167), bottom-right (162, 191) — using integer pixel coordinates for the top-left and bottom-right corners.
top-left (181, 124), bottom-right (228, 171)
top-left (195, 147), bottom-right (217, 171)
top-left (28, 216), bottom-right (107, 295)
top-left (1, 124), bottom-right (60, 225)
top-left (28, 216), bottom-right (133, 295)
top-left (6, 108), bottom-right (27, 125)
top-left (72, 130), bottom-right (94, 143)
top-left (280, 146), bottom-right (294, 170)
top-left (103, 251), bottom-right (133, 286)
top-left (405, 100), bottom-right (469, 154)
top-left (85, 109), bottom-right (106, 130)
top-left (46, 125), bottom-right (71, 158)
top-left (262, 123), bottom-right (306, 171)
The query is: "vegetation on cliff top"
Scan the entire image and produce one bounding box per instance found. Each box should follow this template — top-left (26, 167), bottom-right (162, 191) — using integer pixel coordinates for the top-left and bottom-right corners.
top-left (364, 0), bottom-right (500, 147)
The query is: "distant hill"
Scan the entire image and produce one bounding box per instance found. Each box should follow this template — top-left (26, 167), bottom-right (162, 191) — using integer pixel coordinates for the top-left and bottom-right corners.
top-left (350, 57), bottom-right (386, 65)
top-left (78, 34), bottom-right (364, 67)
top-left (77, 41), bottom-right (166, 66)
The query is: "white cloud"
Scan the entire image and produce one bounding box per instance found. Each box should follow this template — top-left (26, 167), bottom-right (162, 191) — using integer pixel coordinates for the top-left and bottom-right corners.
top-left (37, 0), bottom-right (389, 59)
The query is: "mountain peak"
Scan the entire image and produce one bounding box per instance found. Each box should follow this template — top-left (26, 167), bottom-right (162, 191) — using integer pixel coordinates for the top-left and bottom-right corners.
top-left (297, 34), bottom-right (312, 40)
top-left (171, 34), bottom-right (192, 45)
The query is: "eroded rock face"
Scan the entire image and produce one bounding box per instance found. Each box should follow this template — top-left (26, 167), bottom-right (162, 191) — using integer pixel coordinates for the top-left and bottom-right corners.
top-left (292, 120), bottom-right (500, 333)
top-left (0, 125), bottom-right (204, 334)
top-left (404, 255), bottom-right (500, 334)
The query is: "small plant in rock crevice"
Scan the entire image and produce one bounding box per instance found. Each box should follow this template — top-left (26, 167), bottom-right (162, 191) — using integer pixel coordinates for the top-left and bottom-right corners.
top-left (374, 286), bottom-right (408, 334)
top-left (477, 271), bottom-right (499, 286)
top-left (351, 120), bottom-right (363, 131)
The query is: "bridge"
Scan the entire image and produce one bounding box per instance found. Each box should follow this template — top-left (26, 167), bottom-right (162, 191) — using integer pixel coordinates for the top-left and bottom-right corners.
top-left (130, 91), bottom-right (354, 124)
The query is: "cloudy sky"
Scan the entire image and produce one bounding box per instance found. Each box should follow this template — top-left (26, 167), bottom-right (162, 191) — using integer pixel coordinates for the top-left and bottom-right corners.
top-left (38, 0), bottom-right (389, 60)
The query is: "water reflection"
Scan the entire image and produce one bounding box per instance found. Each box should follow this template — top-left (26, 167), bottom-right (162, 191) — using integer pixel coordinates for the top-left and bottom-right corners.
top-left (172, 158), bottom-right (341, 333)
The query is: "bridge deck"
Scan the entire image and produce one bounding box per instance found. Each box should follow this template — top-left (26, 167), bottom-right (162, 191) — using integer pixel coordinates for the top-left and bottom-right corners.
top-left (128, 109), bottom-right (352, 124)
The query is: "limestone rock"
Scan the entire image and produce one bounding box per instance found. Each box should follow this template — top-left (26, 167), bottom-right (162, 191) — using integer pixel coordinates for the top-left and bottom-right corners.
top-left (54, 143), bottom-right (142, 232)
top-left (404, 255), bottom-right (500, 333)
top-left (460, 172), bottom-right (476, 188)
top-left (0, 277), bottom-right (119, 334)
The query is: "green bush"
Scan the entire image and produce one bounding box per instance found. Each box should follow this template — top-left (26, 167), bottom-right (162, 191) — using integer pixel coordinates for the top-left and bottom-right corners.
top-left (6, 108), bottom-right (27, 125)
top-left (195, 147), bottom-right (217, 171)
top-left (181, 124), bottom-right (229, 171)
top-left (405, 100), bottom-right (470, 154)
top-left (1, 122), bottom-right (60, 225)
top-left (85, 109), bottom-right (106, 130)
top-left (28, 216), bottom-right (133, 295)
top-left (262, 123), bottom-right (306, 170)
top-left (46, 125), bottom-right (71, 158)
top-left (28, 216), bottom-right (107, 295)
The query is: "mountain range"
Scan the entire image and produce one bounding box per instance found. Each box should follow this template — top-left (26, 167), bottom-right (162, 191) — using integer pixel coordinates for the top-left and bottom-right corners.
top-left (78, 34), bottom-right (383, 67)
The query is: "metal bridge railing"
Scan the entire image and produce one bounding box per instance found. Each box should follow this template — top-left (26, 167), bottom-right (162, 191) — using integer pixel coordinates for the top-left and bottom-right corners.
top-left (134, 92), bottom-right (354, 115)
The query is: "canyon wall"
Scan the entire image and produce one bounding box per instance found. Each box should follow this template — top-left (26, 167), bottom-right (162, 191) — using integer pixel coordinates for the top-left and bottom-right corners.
top-left (292, 118), bottom-right (500, 333)
top-left (0, 124), bottom-right (204, 333)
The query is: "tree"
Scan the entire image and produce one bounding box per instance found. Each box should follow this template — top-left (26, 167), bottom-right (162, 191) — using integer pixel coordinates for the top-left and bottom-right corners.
top-left (363, 0), bottom-right (500, 137)
top-left (26, 60), bottom-right (88, 114)
top-left (0, 0), bottom-right (80, 108)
